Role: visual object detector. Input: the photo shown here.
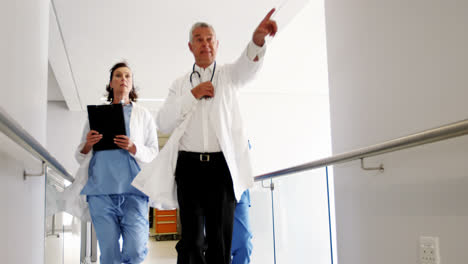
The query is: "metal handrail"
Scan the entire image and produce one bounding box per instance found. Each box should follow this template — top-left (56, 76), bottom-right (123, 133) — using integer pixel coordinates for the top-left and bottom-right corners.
top-left (254, 118), bottom-right (468, 181)
top-left (0, 106), bottom-right (74, 183)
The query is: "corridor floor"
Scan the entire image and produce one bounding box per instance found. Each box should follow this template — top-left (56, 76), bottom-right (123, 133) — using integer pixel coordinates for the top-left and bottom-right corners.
top-left (52, 233), bottom-right (178, 264)
top-left (143, 239), bottom-right (178, 264)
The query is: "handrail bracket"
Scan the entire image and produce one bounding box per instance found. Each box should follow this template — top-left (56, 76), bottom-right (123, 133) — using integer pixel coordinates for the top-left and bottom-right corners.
top-left (360, 158), bottom-right (384, 172)
top-left (24, 161), bottom-right (46, 180)
top-left (261, 180), bottom-right (275, 191)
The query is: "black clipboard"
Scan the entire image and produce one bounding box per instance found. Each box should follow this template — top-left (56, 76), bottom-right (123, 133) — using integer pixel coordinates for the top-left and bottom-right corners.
top-left (87, 104), bottom-right (126, 151)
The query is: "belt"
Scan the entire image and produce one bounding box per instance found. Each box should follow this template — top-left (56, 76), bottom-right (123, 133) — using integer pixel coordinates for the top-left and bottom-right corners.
top-left (178, 151), bottom-right (224, 162)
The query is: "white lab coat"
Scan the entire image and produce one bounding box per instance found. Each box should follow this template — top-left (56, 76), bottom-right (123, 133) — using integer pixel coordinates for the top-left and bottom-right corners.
top-left (56, 103), bottom-right (159, 221)
top-left (132, 43), bottom-right (264, 209)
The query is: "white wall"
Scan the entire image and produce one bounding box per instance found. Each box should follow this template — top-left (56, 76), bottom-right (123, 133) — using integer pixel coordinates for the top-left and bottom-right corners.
top-left (47, 101), bottom-right (87, 174)
top-left (241, 1), bottom-right (334, 263)
top-left (325, 0), bottom-right (468, 263)
top-left (0, 0), bottom-right (50, 263)
top-left (243, 0), bottom-right (331, 175)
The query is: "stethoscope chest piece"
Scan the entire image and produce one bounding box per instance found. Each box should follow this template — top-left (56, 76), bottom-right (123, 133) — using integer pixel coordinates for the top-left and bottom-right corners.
top-left (189, 61), bottom-right (216, 88)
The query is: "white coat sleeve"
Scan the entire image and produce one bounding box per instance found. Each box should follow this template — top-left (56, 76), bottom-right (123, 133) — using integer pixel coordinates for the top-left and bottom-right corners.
top-left (130, 109), bottom-right (159, 164)
top-left (225, 40), bottom-right (267, 87)
top-left (75, 122), bottom-right (92, 164)
top-left (156, 78), bottom-right (197, 134)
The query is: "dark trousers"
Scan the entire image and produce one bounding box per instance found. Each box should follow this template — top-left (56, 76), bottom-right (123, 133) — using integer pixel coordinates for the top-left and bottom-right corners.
top-left (175, 151), bottom-right (236, 264)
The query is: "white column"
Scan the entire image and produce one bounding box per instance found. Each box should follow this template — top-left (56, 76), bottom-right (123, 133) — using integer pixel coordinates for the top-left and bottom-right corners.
top-left (0, 0), bottom-right (50, 263)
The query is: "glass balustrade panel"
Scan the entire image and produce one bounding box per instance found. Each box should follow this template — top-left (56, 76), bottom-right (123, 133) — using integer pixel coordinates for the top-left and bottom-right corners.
top-left (45, 167), bottom-right (83, 264)
top-left (272, 168), bottom-right (333, 264)
top-left (250, 179), bottom-right (276, 264)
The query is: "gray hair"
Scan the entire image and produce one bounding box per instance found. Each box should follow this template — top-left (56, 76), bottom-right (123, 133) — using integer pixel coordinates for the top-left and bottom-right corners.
top-left (189, 22), bottom-right (216, 43)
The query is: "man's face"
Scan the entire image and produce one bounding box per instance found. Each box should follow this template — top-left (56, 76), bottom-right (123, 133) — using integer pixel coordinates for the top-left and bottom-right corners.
top-left (189, 26), bottom-right (219, 68)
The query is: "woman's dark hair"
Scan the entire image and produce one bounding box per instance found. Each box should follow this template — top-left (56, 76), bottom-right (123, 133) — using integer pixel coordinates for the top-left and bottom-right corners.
top-left (105, 61), bottom-right (138, 102)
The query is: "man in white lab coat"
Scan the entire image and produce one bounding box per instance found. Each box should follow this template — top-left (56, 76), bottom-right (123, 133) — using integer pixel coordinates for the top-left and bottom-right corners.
top-left (133, 8), bottom-right (277, 264)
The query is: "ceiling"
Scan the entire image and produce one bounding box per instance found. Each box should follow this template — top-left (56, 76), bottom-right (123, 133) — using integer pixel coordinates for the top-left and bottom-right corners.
top-left (48, 0), bottom-right (311, 111)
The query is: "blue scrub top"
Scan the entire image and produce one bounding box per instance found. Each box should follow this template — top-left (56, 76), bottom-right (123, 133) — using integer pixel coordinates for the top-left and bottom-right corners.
top-left (81, 103), bottom-right (146, 197)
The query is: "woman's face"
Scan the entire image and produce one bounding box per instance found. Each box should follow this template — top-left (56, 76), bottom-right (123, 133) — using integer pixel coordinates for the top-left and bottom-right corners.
top-left (110, 67), bottom-right (133, 96)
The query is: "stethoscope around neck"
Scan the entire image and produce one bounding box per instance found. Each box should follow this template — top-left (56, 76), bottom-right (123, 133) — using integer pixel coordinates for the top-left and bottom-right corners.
top-left (189, 61), bottom-right (216, 88)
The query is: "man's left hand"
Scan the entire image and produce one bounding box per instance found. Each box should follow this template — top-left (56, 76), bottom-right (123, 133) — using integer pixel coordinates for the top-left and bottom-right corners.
top-left (253, 8), bottom-right (278, 47)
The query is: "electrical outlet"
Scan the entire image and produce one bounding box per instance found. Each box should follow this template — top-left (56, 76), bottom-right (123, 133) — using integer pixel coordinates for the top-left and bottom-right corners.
top-left (419, 236), bottom-right (440, 264)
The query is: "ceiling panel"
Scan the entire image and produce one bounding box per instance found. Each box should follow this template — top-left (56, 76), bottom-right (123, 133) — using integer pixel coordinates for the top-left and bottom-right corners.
top-left (50, 0), bottom-right (310, 111)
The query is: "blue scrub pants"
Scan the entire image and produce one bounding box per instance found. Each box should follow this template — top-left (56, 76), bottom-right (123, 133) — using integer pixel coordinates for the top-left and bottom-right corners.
top-left (231, 190), bottom-right (253, 264)
top-left (87, 194), bottom-right (149, 264)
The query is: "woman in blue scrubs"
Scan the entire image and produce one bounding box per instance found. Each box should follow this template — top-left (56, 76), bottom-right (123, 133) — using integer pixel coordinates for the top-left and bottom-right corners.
top-left (77, 62), bottom-right (159, 264)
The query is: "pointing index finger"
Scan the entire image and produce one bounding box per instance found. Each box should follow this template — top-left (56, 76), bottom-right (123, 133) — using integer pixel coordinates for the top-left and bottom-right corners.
top-left (263, 8), bottom-right (276, 22)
